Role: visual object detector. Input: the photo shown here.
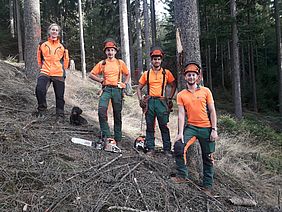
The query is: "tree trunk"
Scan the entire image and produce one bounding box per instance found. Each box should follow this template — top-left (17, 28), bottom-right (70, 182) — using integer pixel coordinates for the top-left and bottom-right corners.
top-left (274, 0), bottom-right (282, 114)
top-left (143, 0), bottom-right (151, 71)
top-left (10, 0), bottom-right (15, 38)
top-left (24, 0), bottom-right (41, 77)
top-left (78, 0), bottom-right (86, 79)
top-left (119, 0), bottom-right (132, 91)
top-left (208, 44), bottom-right (212, 90)
top-left (241, 44), bottom-right (245, 95)
top-left (230, 0), bottom-right (242, 119)
top-left (248, 41), bottom-right (257, 112)
top-left (127, 0), bottom-right (135, 80)
top-left (150, 0), bottom-right (156, 46)
top-left (135, 0), bottom-right (143, 82)
top-left (174, 0), bottom-right (203, 179)
top-left (221, 44), bottom-right (225, 89)
top-left (16, 0), bottom-right (23, 62)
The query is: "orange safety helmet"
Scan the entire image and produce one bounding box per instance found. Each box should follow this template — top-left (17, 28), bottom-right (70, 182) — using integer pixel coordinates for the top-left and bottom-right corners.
top-left (183, 62), bottom-right (201, 75)
top-left (150, 47), bottom-right (164, 58)
top-left (103, 38), bottom-right (118, 51)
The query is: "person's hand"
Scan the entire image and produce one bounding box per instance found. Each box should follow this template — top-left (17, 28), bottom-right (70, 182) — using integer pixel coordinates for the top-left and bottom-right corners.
top-left (175, 134), bottom-right (184, 143)
top-left (167, 99), bottom-right (173, 111)
top-left (139, 99), bottom-right (147, 109)
top-left (117, 82), bottom-right (126, 89)
top-left (210, 129), bottom-right (219, 141)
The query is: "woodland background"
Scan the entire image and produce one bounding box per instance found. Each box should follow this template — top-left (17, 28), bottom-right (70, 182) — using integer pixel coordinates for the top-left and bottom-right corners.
top-left (0, 0), bottom-right (281, 211)
top-left (0, 0), bottom-right (281, 115)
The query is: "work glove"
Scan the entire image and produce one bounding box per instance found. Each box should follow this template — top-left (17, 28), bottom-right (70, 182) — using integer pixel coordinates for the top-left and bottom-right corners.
top-left (167, 99), bottom-right (173, 112)
top-left (117, 82), bottom-right (126, 89)
top-left (139, 99), bottom-right (147, 109)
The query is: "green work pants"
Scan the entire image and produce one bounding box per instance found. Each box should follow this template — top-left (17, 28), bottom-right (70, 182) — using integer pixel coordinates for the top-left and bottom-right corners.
top-left (175, 125), bottom-right (215, 188)
top-left (98, 86), bottom-right (123, 142)
top-left (145, 98), bottom-right (171, 151)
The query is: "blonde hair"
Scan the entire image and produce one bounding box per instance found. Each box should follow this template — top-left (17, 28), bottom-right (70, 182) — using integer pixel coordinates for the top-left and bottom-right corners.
top-left (48, 23), bottom-right (61, 36)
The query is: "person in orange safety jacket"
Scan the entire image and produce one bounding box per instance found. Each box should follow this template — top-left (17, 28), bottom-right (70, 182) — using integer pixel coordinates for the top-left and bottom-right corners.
top-left (35, 23), bottom-right (69, 121)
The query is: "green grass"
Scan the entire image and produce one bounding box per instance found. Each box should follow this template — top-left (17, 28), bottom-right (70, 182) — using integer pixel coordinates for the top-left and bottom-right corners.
top-left (218, 114), bottom-right (282, 146)
top-left (218, 114), bottom-right (282, 172)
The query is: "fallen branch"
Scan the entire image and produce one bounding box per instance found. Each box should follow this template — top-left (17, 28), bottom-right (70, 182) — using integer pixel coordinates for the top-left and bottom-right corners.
top-left (107, 206), bottom-right (158, 212)
top-left (229, 196), bottom-right (257, 207)
top-left (93, 160), bottom-right (145, 212)
top-left (133, 177), bottom-right (150, 211)
top-left (66, 154), bottom-right (123, 182)
top-left (0, 105), bottom-right (30, 113)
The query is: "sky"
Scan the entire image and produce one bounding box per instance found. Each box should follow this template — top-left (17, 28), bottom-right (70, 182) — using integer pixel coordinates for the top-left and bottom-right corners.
top-left (155, 0), bottom-right (169, 19)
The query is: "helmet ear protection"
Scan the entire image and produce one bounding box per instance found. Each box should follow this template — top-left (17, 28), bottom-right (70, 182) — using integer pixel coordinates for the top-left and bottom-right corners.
top-left (134, 136), bottom-right (147, 152)
top-left (184, 62), bottom-right (201, 75)
top-left (103, 38), bottom-right (119, 52)
top-left (150, 47), bottom-right (164, 58)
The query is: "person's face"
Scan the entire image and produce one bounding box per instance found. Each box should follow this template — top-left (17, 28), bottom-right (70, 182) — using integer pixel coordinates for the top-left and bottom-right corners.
top-left (105, 48), bottom-right (117, 59)
top-left (151, 56), bottom-right (162, 68)
top-left (185, 72), bottom-right (199, 85)
top-left (49, 25), bottom-right (60, 40)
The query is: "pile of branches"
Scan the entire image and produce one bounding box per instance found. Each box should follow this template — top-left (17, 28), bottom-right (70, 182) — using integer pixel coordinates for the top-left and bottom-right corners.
top-left (0, 61), bottom-right (275, 212)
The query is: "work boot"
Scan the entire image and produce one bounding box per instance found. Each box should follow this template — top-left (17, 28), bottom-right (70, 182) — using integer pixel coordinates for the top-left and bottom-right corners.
top-left (55, 114), bottom-right (65, 124)
top-left (170, 176), bottom-right (189, 184)
top-left (33, 110), bottom-right (46, 119)
top-left (202, 187), bottom-right (213, 197)
top-left (163, 150), bottom-right (173, 158)
top-left (146, 149), bottom-right (155, 157)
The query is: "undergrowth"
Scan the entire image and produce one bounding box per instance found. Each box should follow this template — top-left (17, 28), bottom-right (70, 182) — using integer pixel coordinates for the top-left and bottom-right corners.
top-left (218, 114), bottom-right (282, 173)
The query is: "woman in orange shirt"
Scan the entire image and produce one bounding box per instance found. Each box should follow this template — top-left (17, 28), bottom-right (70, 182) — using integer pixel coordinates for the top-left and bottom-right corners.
top-left (35, 23), bottom-right (69, 121)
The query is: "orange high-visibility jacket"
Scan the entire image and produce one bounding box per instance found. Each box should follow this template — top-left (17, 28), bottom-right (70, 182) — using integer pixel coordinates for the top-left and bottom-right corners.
top-left (37, 38), bottom-right (69, 77)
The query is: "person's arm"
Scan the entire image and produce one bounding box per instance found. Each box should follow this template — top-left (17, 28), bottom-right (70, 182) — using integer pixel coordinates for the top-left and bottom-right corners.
top-left (137, 83), bottom-right (145, 101)
top-left (37, 45), bottom-right (42, 68)
top-left (63, 49), bottom-right (70, 69)
top-left (208, 102), bottom-right (219, 141)
top-left (168, 80), bottom-right (176, 99)
top-left (124, 71), bottom-right (131, 85)
top-left (89, 72), bottom-right (104, 84)
top-left (175, 105), bottom-right (185, 142)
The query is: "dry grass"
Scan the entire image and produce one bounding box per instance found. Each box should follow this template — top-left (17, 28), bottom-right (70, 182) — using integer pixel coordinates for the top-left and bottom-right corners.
top-left (0, 61), bottom-right (281, 211)
top-left (64, 70), bottom-right (179, 146)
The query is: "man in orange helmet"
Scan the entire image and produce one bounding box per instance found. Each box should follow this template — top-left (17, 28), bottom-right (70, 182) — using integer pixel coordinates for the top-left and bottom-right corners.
top-left (89, 38), bottom-right (130, 143)
top-left (171, 62), bottom-right (218, 195)
top-left (35, 23), bottom-right (69, 122)
top-left (137, 47), bottom-right (176, 156)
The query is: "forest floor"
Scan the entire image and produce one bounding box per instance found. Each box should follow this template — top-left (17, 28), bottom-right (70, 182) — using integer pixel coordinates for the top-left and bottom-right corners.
top-left (0, 60), bottom-right (281, 212)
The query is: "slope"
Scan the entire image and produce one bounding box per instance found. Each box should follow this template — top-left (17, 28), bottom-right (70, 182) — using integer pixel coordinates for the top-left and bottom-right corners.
top-left (0, 60), bottom-right (280, 212)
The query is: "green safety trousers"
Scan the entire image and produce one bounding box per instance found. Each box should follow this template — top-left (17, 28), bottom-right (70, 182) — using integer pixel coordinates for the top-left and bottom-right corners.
top-left (98, 86), bottom-right (123, 142)
top-left (145, 97), bottom-right (171, 151)
top-left (174, 125), bottom-right (215, 188)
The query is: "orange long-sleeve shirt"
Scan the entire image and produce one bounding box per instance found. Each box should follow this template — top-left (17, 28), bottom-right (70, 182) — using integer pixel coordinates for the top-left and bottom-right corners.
top-left (37, 38), bottom-right (69, 77)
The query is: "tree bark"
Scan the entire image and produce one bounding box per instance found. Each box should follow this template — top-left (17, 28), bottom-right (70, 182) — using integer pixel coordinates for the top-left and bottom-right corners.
top-left (241, 44), bottom-right (245, 95)
top-left (16, 0), bottom-right (23, 62)
top-left (143, 0), bottom-right (151, 71)
top-left (10, 0), bottom-right (15, 38)
top-left (174, 0), bottom-right (203, 178)
top-left (150, 0), bottom-right (156, 46)
top-left (208, 44), bottom-right (212, 90)
top-left (221, 44), bottom-right (225, 89)
top-left (127, 0), bottom-right (135, 79)
top-left (135, 0), bottom-right (143, 81)
top-left (274, 0), bottom-right (282, 114)
top-left (119, 0), bottom-right (132, 91)
top-left (230, 0), bottom-right (242, 119)
top-left (78, 0), bottom-right (86, 79)
top-left (24, 0), bottom-right (41, 77)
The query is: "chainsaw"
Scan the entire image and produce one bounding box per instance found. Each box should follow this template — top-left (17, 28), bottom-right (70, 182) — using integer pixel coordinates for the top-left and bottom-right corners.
top-left (103, 137), bottom-right (121, 153)
top-left (71, 137), bottom-right (121, 153)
